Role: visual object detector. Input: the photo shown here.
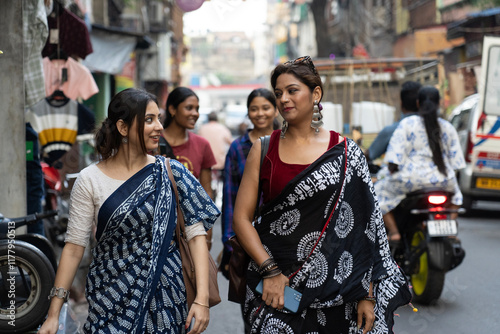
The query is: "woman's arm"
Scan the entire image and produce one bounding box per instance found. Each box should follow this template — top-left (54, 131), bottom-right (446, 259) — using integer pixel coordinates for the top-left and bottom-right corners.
top-left (185, 235), bottom-right (210, 334)
top-left (233, 140), bottom-right (289, 309)
top-left (37, 243), bottom-right (85, 334)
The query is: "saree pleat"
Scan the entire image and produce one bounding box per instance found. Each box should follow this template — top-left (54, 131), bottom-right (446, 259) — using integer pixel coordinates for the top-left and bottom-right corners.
top-left (244, 139), bottom-right (411, 334)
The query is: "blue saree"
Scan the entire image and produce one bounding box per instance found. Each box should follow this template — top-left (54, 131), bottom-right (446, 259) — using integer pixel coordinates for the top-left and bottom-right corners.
top-left (84, 157), bottom-right (219, 333)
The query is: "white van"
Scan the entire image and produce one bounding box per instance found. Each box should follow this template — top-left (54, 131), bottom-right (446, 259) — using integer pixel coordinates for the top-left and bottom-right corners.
top-left (449, 36), bottom-right (500, 212)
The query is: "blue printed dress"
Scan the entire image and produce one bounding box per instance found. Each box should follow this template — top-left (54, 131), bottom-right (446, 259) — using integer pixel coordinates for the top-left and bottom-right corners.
top-left (81, 157), bottom-right (219, 333)
top-left (374, 115), bottom-right (466, 214)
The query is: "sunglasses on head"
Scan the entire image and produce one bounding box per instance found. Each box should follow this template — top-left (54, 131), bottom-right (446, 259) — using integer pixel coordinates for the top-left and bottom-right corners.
top-left (283, 55), bottom-right (318, 75)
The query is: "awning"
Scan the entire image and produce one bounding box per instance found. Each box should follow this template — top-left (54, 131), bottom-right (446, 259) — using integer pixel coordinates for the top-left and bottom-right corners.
top-left (447, 7), bottom-right (500, 39)
top-left (81, 29), bottom-right (137, 75)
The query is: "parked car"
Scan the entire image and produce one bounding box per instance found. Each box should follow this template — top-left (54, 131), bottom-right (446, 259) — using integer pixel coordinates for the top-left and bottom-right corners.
top-left (448, 93), bottom-right (500, 212)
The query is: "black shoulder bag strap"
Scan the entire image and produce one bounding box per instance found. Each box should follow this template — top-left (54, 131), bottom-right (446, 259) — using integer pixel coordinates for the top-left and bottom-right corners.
top-left (254, 135), bottom-right (270, 218)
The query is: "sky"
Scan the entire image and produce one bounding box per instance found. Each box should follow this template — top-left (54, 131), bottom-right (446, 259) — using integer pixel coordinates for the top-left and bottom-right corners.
top-left (183, 0), bottom-right (268, 36)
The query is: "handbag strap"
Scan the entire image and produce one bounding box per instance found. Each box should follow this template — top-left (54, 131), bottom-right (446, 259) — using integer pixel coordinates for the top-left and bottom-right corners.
top-left (164, 158), bottom-right (186, 242)
top-left (254, 135), bottom-right (270, 218)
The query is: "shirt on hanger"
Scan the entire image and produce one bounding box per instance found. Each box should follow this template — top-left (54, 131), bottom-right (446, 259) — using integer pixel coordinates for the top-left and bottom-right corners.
top-left (42, 7), bottom-right (93, 60)
top-left (43, 57), bottom-right (99, 100)
top-left (26, 97), bottom-right (95, 164)
top-left (24, 0), bottom-right (49, 108)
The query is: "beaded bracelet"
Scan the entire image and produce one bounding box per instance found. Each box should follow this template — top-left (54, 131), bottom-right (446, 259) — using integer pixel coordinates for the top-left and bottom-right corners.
top-left (259, 258), bottom-right (278, 276)
top-left (262, 266), bottom-right (282, 279)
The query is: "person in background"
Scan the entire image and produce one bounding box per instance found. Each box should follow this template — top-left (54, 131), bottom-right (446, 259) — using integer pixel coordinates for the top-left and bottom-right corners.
top-left (365, 81), bottom-right (422, 161)
top-left (161, 87), bottom-right (217, 250)
top-left (38, 88), bottom-right (219, 334)
top-left (233, 56), bottom-right (411, 333)
top-left (197, 111), bottom-right (233, 204)
top-left (374, 86), bottom-right (465, 243)
top-left (219, 88), bottom-right (278, 279)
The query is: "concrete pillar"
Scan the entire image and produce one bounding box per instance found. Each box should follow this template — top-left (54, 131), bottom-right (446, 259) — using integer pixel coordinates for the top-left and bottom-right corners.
top-left (0, 1), bottom-right (26, 218)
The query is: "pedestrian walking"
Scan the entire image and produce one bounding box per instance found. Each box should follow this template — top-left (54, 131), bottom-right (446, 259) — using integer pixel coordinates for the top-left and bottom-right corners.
top-left (38, 88), bottom-right (219, 334)
top-left (220, 88), bottom-right (278, 278)
top-left (160, 87), bottom-right (217, 250)
top-left (233, 56), bottom-right (411, 333)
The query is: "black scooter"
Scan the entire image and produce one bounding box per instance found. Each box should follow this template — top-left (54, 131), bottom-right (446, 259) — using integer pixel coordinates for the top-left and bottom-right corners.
top-left (0, 211), bottom-right (58, 333)
top-left (391, 188), bottom-right (466, 305)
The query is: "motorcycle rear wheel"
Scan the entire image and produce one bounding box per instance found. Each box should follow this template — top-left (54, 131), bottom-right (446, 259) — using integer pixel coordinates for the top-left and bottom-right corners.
top-left (410, 231), bottom-right (445, 305)
top-left (0, 242), bottom-right (56, 333)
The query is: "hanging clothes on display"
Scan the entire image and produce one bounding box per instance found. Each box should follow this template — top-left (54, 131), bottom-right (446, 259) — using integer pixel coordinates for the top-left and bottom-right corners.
top-left (41, 3), bottom-right (93, 60)
top-left (26, 93), bottom-right (95, 165)
top-left (23, 0), bottom-right (49, 108)
top-left (43, 56), bottom-right (99, 100)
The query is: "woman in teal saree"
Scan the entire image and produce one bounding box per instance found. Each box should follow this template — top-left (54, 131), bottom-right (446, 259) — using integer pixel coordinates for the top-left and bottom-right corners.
top-left (39, 89), bottom-right (219, 334)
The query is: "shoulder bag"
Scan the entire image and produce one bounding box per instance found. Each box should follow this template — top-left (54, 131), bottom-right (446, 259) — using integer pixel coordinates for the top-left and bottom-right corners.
top-left (165, 158), bottom-right (221, 308)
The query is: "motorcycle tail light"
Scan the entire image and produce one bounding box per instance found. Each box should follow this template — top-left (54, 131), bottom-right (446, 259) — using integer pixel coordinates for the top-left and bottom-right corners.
top-left (428, 195), bottom-right (447, 205)
top-left (434, 213), bottom-right (447, 220)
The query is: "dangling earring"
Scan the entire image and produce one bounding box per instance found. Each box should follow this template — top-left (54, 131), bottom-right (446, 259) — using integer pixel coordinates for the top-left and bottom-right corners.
top-left (122, 136), bottom-right (128, 143)
top-left (311, 100), bottom-right (323, 133)
top-left (280, 120), bottom-right (288, 139)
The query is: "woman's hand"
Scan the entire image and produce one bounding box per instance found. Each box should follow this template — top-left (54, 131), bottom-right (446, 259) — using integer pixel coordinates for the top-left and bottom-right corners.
top-left (261, 274), bottom-right (289, 310)
top-left (357, 299), bottom-right (375, 334)
top-left (185, 302), bottom-right (210, 334)
top-left (37, 315), bottom-right (59, 334)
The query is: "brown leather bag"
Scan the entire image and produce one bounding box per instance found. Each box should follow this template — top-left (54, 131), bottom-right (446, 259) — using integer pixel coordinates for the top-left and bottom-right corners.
top-left (227, 235), bottom-right (250, 303)
top-left (165, 158), bottom-right (221, 308)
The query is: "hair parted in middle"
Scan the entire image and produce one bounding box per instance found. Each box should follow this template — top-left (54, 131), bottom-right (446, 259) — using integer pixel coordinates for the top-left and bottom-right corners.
top-left (164, 87), bottom-right (199, 128)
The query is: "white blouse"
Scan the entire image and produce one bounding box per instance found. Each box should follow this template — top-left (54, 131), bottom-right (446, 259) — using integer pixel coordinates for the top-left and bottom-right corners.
top-left (65, 163), bottom-right (206, 248)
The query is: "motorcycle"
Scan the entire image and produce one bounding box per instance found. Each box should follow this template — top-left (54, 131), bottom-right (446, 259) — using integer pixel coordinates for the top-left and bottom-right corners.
top-left (0, 211), bottom-right (58, 333)
top-left (390, 187), bottom-right (466, 305)
top-left (42, 162), bottom-right (78, 248)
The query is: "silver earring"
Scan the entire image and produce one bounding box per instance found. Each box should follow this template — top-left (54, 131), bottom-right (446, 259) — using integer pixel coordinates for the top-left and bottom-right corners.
top-left (311, 100), bottom-right (323, 133)
top-left (280, 120), bottom-right (288, 139)
top-left (122, 137), bottom-right (128, 143)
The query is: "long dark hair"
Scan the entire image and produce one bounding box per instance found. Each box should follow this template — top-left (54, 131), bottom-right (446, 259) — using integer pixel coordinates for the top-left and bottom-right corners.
top-left (270, 56), bottom-right (323, 101)
top-left (95, 88), bottom-right (158, 160)
top-left (163, 87), bottom-right (199, 128)
top-left (418, 86), bottom-right (446, 175)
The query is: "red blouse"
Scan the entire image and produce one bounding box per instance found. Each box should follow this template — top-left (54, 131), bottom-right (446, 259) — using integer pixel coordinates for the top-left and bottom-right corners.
top-left (261, 130), bottom-right (340, 203)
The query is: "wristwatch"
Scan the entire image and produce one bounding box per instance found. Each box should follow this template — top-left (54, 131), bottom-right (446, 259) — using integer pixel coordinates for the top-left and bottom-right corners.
top-left (48, 287), bottom-right (70, 302)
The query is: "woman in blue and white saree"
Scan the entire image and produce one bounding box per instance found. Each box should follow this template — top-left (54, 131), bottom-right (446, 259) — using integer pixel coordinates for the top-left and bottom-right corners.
top-left (85, 158), bottom-right (218, 333)
top-left (38, 89), bottom-right (219, 334)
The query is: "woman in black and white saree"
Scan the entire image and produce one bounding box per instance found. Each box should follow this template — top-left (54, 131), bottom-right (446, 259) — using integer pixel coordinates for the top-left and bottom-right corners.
top-left (233, 56), bottom-right (411, 334)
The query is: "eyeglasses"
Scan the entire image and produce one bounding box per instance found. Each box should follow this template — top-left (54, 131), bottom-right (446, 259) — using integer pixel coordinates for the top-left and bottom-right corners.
top-left (283, 55), bottom-right (318, 76)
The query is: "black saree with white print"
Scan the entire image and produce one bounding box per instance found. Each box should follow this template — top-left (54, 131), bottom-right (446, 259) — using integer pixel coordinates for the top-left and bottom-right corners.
top-left (243, 139), bottom-right (411, 334)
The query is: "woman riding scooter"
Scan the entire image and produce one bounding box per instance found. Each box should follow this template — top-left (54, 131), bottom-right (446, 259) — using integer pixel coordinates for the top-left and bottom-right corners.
top-left (374, 86), bottom-right (466, 244)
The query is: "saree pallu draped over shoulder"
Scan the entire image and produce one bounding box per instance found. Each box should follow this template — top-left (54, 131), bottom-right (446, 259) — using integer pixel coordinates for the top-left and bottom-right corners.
top-left (244, 139), bottom-right (411, 334)
top-left (84, 157), bottom-right (188, 333)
